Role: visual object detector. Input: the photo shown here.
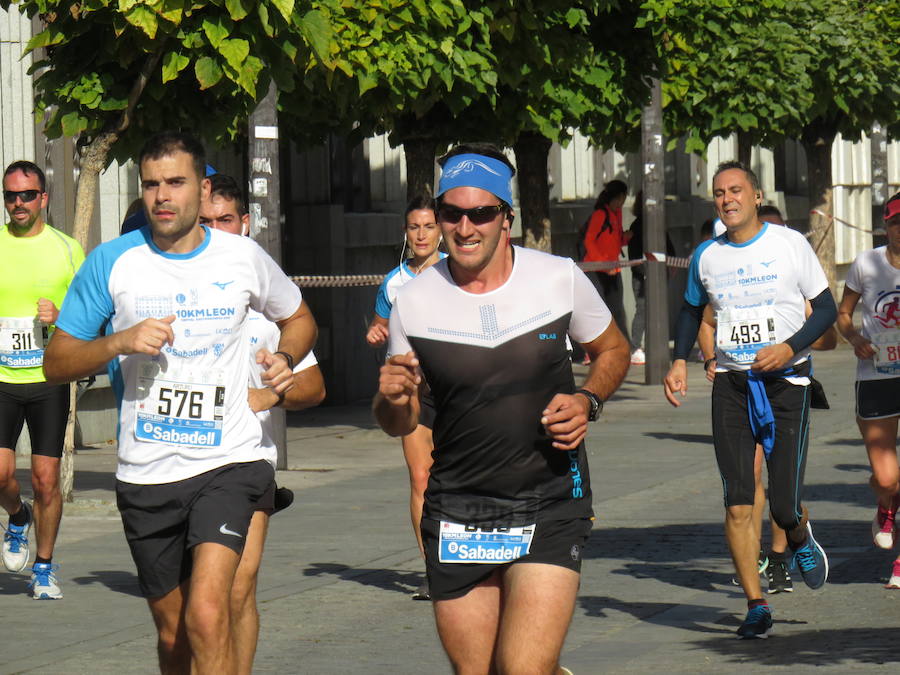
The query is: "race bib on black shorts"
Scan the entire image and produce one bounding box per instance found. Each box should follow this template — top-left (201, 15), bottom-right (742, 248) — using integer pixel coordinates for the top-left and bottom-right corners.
top-left (438, 521), bottom-right (535, 563)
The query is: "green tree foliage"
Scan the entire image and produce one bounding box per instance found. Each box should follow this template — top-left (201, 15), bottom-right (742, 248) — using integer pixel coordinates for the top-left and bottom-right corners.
top-left (3, 0), bottom-right (333, 166)
top-left (640, 0), bottom-right (900, 281)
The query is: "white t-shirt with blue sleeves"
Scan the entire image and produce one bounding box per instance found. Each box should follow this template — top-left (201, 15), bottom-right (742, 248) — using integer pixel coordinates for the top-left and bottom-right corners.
top-left (374, 253), bottom-right (448, 319)
top-left (56, 226), bottom-right (302, 485)
top-left (685, 223), bottom-right (828, 371)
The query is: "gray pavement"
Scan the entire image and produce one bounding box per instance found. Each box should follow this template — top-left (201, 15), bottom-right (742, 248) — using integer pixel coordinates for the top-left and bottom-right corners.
top-left (5, 345), bottom-right (900, 674)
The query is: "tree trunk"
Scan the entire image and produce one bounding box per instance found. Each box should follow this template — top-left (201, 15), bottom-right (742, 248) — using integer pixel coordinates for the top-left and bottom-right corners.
top-left (801, 119), bottom-right (838, 291)
top-left (403, 136), bottom-right (438, 201)
top-left (737, 130), bottom-right (752, 168)
top-left (60, 50), bottom-right (163, 502)
top-left (513, 132), bottom-right (552, 252)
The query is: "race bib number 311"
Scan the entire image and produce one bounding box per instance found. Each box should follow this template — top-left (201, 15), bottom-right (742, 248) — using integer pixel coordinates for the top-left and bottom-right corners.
top-left (0, 317), bottom-right (48, 368)
top-left (438, 522), bottom-right (535, 563)
top-left (134, 363), bottom-right (225, 447)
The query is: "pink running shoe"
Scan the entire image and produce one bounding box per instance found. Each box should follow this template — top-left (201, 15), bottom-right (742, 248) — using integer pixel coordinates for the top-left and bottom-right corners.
top-left (885, 560), bottom-right (900, 589)
top-left (872, 503), bottom-right (897, 550)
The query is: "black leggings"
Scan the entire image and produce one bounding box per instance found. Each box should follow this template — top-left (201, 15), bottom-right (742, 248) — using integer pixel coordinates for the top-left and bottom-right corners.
top-left (711, 370), bottom-right (810, 532)
top-left (592, 272), bottom-right (631, 346)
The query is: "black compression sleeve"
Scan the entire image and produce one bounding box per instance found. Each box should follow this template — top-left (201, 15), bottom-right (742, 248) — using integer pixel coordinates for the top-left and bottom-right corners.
top-left (673, 301), bottom-right (705, 360)
top-left (785, 288), bottom-right (837, 355)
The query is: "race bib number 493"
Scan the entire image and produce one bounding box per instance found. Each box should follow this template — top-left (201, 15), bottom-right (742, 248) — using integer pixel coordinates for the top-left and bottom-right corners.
top-left (438, 522), bottom-right (535, 563)
top-left (134, 363), bottom-right (225, 447)
top-left (716, 307), bottom-right (776, 364)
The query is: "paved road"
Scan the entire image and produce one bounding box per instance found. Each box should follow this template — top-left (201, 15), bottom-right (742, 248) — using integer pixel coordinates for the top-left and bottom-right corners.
top-left (5, 345), bottom-right (899, 674)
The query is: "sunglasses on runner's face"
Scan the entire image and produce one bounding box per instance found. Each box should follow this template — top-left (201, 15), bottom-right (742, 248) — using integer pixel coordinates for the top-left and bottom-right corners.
top-left (437, 204), bottom-right (505, 225)
top-left (3, 190), bottom-right (41, 204)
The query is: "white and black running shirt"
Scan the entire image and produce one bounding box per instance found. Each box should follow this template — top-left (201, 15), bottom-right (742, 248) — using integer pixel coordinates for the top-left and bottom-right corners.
top-left (388, 246), bottom-right (611, 527)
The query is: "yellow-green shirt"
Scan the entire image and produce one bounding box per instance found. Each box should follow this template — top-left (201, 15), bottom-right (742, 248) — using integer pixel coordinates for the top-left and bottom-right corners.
top-left (0, 223), bottom-right (84, 383)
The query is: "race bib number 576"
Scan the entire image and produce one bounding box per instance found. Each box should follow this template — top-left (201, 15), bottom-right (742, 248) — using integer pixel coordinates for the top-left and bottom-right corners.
top-left (134, 363), bottom-right (225, 447)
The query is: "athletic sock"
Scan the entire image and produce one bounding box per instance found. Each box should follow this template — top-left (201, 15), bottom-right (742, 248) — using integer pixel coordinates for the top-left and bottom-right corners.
top-left (35, 556), bottom-right (51, 565)
top-left (748, 598), bottom-right (768, 610)
top-left (767, 549), bottom-right (787, 562)
top-left (9, 501), bottom-right (28, 527)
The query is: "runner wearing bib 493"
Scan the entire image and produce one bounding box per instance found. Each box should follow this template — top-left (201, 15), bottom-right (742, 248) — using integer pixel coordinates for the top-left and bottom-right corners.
top-left (664, 161), bottom-right (836, 640)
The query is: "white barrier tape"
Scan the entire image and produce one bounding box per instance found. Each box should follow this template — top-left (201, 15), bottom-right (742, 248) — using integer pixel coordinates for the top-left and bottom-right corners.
top-left (810, 209), bottom-right (883, 235)
top-left (292, 254), bottom-right (692, 288)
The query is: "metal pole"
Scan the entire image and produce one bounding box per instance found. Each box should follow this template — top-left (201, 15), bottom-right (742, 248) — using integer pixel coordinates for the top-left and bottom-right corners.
top-left (642, 77), bottom-right (668, 384)
top-left (249, 80), bottom-right (287, 469)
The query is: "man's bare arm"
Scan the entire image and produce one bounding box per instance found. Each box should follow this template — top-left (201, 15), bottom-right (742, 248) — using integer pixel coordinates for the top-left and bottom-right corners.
top-left (373, 352), bottom-right (421, 437)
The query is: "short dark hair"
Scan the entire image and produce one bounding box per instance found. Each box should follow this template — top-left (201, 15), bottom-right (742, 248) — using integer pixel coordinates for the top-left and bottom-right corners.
top-left (713, 160), bottom-right (760, 192)
top-left (208, 173), bottom-right (246, 216)
top-left (757, 204), bottom-right (783, 221)
top-left (404, 194), bottom-right (435, 219)
top-left (438, 143), bottom-right (516, 176)
top-left (138, 131), bottom-right (206, 180)
top-left (3, 161), bottom-right (46, 192)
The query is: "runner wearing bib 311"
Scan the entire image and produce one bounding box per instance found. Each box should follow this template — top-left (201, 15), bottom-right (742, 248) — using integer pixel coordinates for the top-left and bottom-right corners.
top-left (837, 191), bottom-right (900, 587)
top-left (0, 160), bottom-right (84, 600)
top-left (664, 161), bottom-right (836, 640)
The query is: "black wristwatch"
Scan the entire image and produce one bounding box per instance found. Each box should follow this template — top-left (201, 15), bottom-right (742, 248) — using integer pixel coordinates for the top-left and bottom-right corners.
top-left (274, 350), bottom-right (295, 370)
top-left (574, 388), bottom-right (603, 421)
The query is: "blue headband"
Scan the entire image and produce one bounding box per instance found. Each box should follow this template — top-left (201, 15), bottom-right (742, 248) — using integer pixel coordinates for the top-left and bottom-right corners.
top-left (437, 153), bottom-right (513, 206)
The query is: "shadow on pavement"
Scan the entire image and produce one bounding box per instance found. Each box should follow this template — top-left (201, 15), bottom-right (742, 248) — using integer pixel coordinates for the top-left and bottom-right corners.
top-left (586, 520), bottom-right (894, 590)
top-left (689, 627), bottom-right (900, 666)
top-left (71, 569), bottom-right (142, 597)
top-left (0, 574), bottom-right (31, 596)
top-left (303, 562), bottom-right (424, 595)
top-left (579, 595), bottom-right (734, 635)
top-left (643, 431), bottom-right (713, 444)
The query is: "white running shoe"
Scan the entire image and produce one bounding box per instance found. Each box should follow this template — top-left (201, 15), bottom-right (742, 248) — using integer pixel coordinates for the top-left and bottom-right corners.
top-left (872, 502), bottom-right (897, 550)
top-left (630, 348), bottom-right (646, 365)
top-left (885, 560), bottom-right (900, 589)
top-left (2, 501), bottom-right (32, 573)
top-left (30, 562), bottom-right (63, 600)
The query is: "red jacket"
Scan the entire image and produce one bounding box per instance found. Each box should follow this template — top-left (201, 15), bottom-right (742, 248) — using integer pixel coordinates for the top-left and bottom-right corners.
top-left (582, 206), bottom-right (626, 274)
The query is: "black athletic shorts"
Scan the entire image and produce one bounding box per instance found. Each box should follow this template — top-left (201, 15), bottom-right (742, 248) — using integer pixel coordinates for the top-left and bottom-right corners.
top-left (856, 378), bottom-right (900, 420)
top-left (712, 369), bottom-right (810, 532)
top-left (254, 479), bottom-right (276, 512)
top-left (419, 391), bottom-right (436, 430)
top-left (421, 516), bottom-right (592, 601)
top-left (116, 460), bottom-right (274, 598)
top-left (0, 380), bottom-right (70, 457)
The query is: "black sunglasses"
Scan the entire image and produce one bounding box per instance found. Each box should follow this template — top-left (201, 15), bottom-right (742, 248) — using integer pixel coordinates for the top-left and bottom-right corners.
top-left (3, 190), bottom-right (41, 204)
top-left (437, 204), bottom-right (505, 225)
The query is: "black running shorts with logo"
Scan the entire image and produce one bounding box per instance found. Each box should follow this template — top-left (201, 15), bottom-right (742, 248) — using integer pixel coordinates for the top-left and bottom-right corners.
top-left (421, 517), bottom-right (592, 601)
top-left (856, 377), bottom-right (900, 420)
top-left (0, 381), bottom-right (70, 457)
top-left (116, 460), bottom-right (274, 598)
top-left (712, 369), bottom-right (810, 532)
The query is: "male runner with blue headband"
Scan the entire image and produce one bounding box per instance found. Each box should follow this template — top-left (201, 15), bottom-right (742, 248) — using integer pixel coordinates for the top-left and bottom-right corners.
top-left (374, 143), bottom-right (630, 673)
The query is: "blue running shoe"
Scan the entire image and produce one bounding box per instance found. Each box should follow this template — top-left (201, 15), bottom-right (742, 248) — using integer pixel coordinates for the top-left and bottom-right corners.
top-left (29, 562), bottom-right (63, 600)
top-left (793, 522), bottom-right (828, 589)
top-left (2, 501), bottom-right (32, 573)
top-left (737, 605), bottom-right (773, 639)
